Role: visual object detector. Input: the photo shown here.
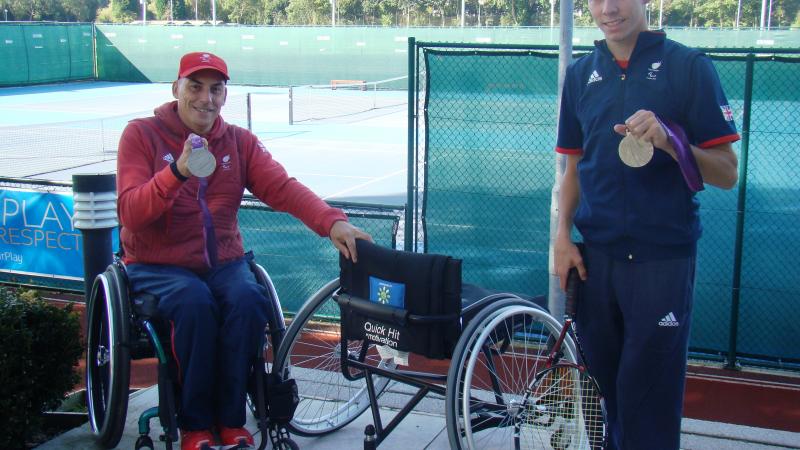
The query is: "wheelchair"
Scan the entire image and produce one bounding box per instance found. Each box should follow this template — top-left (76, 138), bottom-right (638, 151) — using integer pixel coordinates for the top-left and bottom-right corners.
top-left (85, 255), bottom-right (299, 450)
top-left (270, 240), bottom-right (582, 449)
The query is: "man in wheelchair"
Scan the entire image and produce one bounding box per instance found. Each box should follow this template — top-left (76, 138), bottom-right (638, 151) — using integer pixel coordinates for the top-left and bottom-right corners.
top-left (116, 51), bottom-right (370, 450)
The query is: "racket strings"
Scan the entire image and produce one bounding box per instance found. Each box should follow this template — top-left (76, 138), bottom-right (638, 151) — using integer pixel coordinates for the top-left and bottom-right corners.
top-left (517, 365), bottom-right (605, 450)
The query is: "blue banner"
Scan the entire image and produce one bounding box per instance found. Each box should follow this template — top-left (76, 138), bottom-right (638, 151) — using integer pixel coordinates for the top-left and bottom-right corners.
top-left (0, 188), bottom-right (115, 280)
top-left (369, 276), bottom-right (405, 309)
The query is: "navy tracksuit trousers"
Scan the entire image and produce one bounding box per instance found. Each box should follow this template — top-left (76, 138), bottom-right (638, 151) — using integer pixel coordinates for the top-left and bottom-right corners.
top-left (126, 254), bottom-right (270, 431)
top-left (577, 245), bottom-right (696, 450)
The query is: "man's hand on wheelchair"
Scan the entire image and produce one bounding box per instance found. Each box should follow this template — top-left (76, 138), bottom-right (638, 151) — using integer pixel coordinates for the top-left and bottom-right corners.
top-left (554, 237), bottom-right (587, 292)
top-left (329, 220), bottom-right (373, 263)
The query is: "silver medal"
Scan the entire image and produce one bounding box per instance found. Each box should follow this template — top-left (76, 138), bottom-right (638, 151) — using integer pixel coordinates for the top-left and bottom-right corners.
top-left (618, 132), bottom-right (654, 168)
top-left (186, 137), bottom-right (216, 177)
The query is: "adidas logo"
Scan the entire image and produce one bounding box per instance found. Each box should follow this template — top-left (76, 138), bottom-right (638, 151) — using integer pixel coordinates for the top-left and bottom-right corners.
top-left (587, 70), bottom-right (603, 85)
top-left (658, 312), bottom-right (679, 327)
top-left (163, 154), bottom-right (175, 163)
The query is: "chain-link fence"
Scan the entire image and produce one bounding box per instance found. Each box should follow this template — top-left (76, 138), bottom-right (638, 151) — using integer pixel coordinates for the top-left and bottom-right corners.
top-left (409, 41), bottom-right (800, 370)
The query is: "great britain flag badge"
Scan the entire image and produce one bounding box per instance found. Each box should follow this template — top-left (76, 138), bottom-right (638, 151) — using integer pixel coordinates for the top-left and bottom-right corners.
top-left (721, 104), bottom-right (734, 122)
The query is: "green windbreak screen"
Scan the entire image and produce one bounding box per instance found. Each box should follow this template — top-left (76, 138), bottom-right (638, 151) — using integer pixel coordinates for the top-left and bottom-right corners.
top-left (422, 49), bottom-right (559, 298)
top-left (0, 23), bottom-right (93, 86)
top-left (94, 25), bottom-right (800, 86)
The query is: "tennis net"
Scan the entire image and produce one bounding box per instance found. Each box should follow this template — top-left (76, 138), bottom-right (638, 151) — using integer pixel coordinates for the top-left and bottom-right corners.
top-left (284, 76), bottom-right (408, 124)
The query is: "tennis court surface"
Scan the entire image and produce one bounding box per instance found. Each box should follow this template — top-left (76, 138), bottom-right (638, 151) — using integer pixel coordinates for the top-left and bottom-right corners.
top-left (0, 80), bottom-right (407, 205)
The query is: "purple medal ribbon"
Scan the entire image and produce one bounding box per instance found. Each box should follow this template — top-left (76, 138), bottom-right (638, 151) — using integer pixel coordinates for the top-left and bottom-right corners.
top-left (197, 177), bottom-right (218, 268)
top-left (656, 116), bottom-right (704, 193)
top-left (190, 134), bottom-right (218, 267)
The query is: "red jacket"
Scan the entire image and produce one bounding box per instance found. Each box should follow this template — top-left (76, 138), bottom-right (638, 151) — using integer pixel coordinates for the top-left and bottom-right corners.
top-left (117, 101), bottom-right (347, 272)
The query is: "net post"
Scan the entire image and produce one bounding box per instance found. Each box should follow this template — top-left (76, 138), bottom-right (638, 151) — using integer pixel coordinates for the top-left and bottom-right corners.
top-left (246, 92), bottom-right (252, 131)
top-left (405, 37), bottom-right (415, 252)
top-left (288, 86), bottom-right (294, 125)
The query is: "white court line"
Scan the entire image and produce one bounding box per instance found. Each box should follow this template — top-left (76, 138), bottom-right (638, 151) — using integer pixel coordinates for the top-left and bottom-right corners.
top-left (291, 172), bottom-right (373, 180)
top-left (322, 168), bottom-right (406, 200)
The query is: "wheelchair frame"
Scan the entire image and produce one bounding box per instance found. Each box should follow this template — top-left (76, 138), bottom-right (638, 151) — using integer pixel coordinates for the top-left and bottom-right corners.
top-left (85, 257), bottom-right (296, 450)
top-left (271, 278), bottom-right (582, 450)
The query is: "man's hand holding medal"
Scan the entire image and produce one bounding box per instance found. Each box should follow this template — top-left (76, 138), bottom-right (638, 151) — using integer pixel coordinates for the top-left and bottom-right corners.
top-left (176, 133), bottom-right (217, 178)
top-left (614, 110), bottom-right (704, 192)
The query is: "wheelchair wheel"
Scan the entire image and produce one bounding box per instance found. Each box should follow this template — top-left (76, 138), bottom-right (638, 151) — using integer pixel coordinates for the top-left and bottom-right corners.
top-left (86, 264), bottom-right (132, 448)
top-left (272, 278), bottom-right (393, 436)
top-left (446, 303), bottom-right (576, 450)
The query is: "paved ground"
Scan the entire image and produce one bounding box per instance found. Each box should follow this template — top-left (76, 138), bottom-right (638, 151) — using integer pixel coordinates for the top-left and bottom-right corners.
top-left (38, 385), bottom-right (800, 450)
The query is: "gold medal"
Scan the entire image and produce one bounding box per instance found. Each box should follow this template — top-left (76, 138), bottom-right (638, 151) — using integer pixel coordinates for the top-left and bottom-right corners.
top-left (187, 145), bottom-right (216, 177)
top-left (618, 132), bottom-right (654, 168)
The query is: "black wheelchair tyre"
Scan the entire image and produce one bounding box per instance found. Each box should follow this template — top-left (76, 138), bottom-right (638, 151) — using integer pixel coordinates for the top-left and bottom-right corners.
top-left (86, 263), bottom-right (132, 448)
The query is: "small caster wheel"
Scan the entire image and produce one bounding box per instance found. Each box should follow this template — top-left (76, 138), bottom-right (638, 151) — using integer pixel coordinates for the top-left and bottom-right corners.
top-left (135, 435), bottom-right (155, 450)
top-left (274, 437), bottom-right (299, 450)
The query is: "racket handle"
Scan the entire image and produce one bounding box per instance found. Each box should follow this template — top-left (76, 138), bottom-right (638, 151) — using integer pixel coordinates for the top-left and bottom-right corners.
top-left (565, 267), bottom-right (580, 318)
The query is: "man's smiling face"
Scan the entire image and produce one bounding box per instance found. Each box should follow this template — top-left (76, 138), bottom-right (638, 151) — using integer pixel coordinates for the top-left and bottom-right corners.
top-left (589, 0), bottom-right (649, 50)
top-left (172, 69), bottom-right (227, 135)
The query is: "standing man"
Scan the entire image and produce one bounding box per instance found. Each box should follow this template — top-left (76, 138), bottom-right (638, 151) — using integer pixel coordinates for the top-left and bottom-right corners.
top-left (117, 52), bottom-right (370, 450)
top-left (554, 1), bottom-right (739, 448)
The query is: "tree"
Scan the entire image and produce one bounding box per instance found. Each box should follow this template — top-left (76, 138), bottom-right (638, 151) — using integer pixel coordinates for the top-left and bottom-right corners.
top-left (286, 0), bottom-right (329, 24)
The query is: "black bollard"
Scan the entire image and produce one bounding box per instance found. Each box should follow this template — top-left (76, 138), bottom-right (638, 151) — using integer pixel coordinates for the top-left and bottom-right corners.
top-left (72, 174), bottom-right (117, 302)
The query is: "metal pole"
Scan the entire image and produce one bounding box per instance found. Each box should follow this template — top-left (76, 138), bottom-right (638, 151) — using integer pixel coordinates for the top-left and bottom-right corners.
top-left (548, 0), bottom-right (574, 321)
top-left (767, 0), bottom-right (773, 29)
top-left (736, 0), bottom-right (742, 28)
top-left (726, 54), bottom-right (754, 371)
top-left (141, 0), bottom-right (146, 25)
top-left (211, 0), bottom-right (216, 24)
top-left (246, 93), bottom-right (252, 131)
top-left (760, 0), bottom-right (767, 29)
top-left (460, 0), bottom-right (465, 27)
top-left (405, 37), bottom-right (416, 252)
top-left (659, 0), bottom-right (663, 28)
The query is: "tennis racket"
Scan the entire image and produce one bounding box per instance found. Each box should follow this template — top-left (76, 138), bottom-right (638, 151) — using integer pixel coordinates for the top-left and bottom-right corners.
top-left (514, 268), bottom-right (608, 450)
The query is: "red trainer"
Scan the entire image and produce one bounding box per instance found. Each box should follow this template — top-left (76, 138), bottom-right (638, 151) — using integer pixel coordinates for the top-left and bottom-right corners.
top-left (218, 426), bottom-right (255, 449)
top-left (180, 429), bottom-right (217, 450)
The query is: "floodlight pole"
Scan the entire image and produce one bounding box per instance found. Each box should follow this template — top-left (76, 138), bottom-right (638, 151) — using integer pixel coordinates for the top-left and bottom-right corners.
top-left (460, 0), bottom-right (465, 27)
top-left (140, 0), bottom-right (146, 25)
top-left (658, 0), bottom-right (663, 28)
top-left (331, 0), bottom-right (336, 27)
top-left (211, 0), bottom-right (216, 25)
top-left (760, 0), bottom-right (767, 29)
top-left (736, 0), bottom-right (742, 28)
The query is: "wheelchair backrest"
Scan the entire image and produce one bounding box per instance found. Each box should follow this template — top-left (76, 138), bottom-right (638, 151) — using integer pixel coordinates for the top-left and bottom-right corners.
top-left (337, 239), bottom-right (462, 360)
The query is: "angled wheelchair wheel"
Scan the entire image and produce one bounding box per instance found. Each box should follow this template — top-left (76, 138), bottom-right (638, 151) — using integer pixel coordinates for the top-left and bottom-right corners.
top-left (446, 302), bottom-right (576, 450)
top-left (86, 263), bottom-right (132, 448)
top-left (272, 278), bottom-right (393, 436)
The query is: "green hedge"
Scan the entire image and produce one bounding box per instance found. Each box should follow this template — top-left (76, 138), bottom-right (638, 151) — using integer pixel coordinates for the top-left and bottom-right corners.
top-left (0, 288), bottom-right (82, 449)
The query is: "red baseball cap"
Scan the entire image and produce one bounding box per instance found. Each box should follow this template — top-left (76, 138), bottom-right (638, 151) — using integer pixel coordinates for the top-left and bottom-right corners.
top-left (178, 52), bottom-right (229, 81)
